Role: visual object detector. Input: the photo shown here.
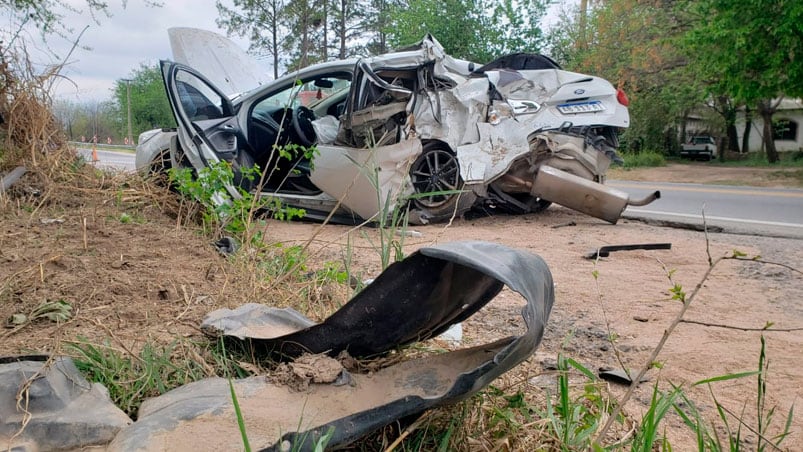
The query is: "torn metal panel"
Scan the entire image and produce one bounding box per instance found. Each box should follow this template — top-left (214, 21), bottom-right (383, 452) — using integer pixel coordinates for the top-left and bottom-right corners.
top-left (111, 241), bottom-right (554, 451)
top-left (309, 139), bottom-right (421, 221)
top-left (456, 119), bottom-right (533, 185)
top-left (203, 241), bottom-right (554, 361)
top-left (0, 356), bottom-right (131, 451)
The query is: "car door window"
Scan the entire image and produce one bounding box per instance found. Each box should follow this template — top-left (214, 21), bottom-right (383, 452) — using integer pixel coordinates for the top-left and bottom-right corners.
top-left (174, 69), bottom-right (227, 121)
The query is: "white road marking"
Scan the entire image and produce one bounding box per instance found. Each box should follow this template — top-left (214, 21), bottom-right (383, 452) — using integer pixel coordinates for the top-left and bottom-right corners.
top-left (625, 209), bottom-right (803, 229)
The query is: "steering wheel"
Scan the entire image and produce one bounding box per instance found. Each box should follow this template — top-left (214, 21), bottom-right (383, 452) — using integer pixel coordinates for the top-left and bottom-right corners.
top-left (291, 105), bottom-right (317, 147)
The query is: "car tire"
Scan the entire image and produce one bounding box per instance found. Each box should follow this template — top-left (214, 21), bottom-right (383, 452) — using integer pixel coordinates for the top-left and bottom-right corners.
top-left (149, 148), bottom-right (172, 175)
top-left (410, 142), bottom-right (471, 220)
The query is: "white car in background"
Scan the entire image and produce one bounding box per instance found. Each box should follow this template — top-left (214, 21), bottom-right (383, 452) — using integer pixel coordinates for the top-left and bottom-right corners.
top-left (137, 28), bottom-right (658, 224)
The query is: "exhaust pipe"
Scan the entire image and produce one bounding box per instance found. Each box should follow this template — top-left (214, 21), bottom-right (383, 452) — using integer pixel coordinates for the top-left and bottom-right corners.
top-left (627, 190), bottom-right (661, 206)
top-left (531, 165), bottom-right (660, 224)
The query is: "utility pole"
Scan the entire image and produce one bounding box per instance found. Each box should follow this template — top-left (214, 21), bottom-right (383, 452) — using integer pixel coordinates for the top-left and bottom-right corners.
top-left (122, 78), bottom-right (133, 146)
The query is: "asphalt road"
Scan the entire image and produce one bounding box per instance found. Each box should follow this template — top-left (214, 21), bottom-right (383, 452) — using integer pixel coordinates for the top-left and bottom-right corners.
top-left (78, 147), bottom-right (803, 238)
top-left (76, 147), bottom-right (136, 172)
top-left (609, 180), bottom-right (803, 239)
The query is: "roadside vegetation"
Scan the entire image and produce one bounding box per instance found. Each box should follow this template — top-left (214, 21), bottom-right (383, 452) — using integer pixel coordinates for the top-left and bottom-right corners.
top-left (619, 150), bottom-right (666, 169)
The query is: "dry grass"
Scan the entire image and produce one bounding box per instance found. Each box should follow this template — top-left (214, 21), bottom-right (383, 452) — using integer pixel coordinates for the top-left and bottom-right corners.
top-left (0, 39), bottom-right (66, 170)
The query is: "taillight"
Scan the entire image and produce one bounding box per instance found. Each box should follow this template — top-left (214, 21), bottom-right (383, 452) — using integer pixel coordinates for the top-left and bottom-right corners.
top-left (616, 88), bottom-right (630, 106)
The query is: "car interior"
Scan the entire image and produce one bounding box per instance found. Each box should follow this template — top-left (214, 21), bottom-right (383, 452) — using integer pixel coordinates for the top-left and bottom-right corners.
top-left (243, 65), bottom-right (419, 195)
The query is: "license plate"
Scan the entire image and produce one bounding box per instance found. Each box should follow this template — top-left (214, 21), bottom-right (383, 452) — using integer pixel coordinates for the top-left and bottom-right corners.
top-left (557, 101), bottom-right (605, 114)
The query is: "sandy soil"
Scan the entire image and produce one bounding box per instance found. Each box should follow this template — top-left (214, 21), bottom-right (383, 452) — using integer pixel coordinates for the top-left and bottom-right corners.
top-left (1, 163), bottom-right (801, 449)
top-left (610, 162), bottom-right (803, 188)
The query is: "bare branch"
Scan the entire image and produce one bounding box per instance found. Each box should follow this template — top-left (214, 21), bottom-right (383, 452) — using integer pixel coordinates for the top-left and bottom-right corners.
top-left (680, 319), bottom-right (803, 332)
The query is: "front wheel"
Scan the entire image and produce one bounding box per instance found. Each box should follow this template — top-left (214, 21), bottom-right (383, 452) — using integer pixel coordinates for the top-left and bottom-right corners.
top-left (410, 143), bottom-right (468, 218)
top-left (148, 148), bottom-right (172, 176)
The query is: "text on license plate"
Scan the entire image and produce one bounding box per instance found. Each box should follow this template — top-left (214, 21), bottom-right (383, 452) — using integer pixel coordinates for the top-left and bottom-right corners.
top-left (557, 101), bottom-right (606, 114)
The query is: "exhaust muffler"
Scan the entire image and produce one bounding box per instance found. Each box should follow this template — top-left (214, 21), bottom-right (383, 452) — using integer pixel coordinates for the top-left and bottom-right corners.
top-left (531, 165), bottom-right (660, 223)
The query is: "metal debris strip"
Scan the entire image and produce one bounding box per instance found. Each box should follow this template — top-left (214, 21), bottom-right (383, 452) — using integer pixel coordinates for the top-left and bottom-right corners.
top-left (111, 241), bottom-right (554, 451)
top-left (598, 368), bottom-right (651, 385)
top-left (1, 166), bottom-right (27, 192)
top-left (584, 243), bottom-right (672, 259)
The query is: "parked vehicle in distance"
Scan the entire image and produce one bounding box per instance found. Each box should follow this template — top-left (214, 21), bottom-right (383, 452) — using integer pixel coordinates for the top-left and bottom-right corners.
top-left (138, 28), bottom-right (659, 225)
top-left (681, 136), bottom-right (717, 161)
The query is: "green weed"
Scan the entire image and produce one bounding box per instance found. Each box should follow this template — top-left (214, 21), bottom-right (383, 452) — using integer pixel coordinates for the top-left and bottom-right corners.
top-left (718, 151), bottom-right (803, 167)
top-left (4, 300), bottom-right (73, 338)
top-left (542, 355), bottom-right (608, 450)
top-left (68, 338), bottom-right (211, 418)
top-left (219, 339), bottom-right (251, 452)
top-left (620, 150), bottom-right (666, 168)
top-left (169, 160), bottom-right (304, 243)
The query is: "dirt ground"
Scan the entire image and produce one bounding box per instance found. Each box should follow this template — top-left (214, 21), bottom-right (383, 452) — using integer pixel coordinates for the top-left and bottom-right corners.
top-left (1, 162), bottom-right (801, 449)
top-left (609, 162), bottom-right (803, 188)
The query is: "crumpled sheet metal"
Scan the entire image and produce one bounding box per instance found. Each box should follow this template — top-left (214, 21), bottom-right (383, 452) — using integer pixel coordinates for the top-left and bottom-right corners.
top-left (114, 241), bottom-right (554, 451)
top-left (0, 356), bottom-right (131, 451)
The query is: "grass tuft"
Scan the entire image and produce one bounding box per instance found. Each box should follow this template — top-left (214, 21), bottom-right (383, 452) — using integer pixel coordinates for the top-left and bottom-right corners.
top-left (619, 150), bottom-right (666, 168)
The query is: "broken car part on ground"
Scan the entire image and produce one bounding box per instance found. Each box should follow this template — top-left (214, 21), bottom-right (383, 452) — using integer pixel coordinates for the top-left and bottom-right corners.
top-left (137, 28), bottom-right (659, 225)
top-left (2, 241), bottom-right (554, 450)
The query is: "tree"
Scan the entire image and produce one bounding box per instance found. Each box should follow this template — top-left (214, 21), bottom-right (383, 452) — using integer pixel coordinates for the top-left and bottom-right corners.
top-left (217, 0), bottom-right (342, 75)
top-left (1, 0), bottom-right (158, 36)
top-left (111, 63), bottom-right (175, 143)
top-left (484, 0), bottom-right (549, 57)
top-left (332, 0), bottom-right (368, 59)
top-left (385, 0), bottom-right (548, 62)
top-left (52, 99), bottom-right (78, 140)
top-left (685, 0), bottom-right (803, 163)
top-left (282, 0), bottom-right (327, 70)
top-left (364, 0), bottom-right (403, 54)
top-left (547, 0), bottom-right (705, 153)
top-left (216, 0), bottom-right (287, 79)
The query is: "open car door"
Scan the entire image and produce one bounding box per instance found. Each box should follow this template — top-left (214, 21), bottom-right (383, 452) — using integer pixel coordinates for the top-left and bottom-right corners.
top-left (160, 60), bottom-right (252, 196)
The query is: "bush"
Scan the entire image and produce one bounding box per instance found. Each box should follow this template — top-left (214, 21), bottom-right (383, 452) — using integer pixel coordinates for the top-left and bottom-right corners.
top-left (620, 150), bottom-right (666, 168)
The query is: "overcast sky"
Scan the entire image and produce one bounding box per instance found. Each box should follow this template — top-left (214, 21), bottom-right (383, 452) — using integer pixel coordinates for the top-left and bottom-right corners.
top-left (23, 0), bottom-right (251, 102)
top-left (19, 0), bottom-right (574, 103)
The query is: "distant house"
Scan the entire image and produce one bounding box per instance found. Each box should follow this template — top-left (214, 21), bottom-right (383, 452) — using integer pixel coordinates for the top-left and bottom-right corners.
top-left (736, 98), bottom-right (803, 153)
top-left (683, 111), bottom-right (713, 139)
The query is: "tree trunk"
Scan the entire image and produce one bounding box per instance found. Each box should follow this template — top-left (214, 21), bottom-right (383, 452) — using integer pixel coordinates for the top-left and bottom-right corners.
top-left (272, 0), bottom-right (280, 79)
top-left (579, 0), bottom-right (588, 49)
top-left (680, 110), bottom-right (688, 144)
top-left (726, 122), bottom-right (739, 153)
top-left (322, 0), bottom-right (328, 61)
top-left (758, 100), bottom-right (779, 163)
top-left (339, 0), bottom-right (347, 59)
top-left (713, 96), bottom-right (736, 161)
top-left (741, 106), bottom-right (752, 153)
top-left (300, 2), bottom-right (311, 69)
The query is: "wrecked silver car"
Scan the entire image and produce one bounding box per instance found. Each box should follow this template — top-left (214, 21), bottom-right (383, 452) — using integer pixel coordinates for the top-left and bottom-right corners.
top-left (137, 28), bottom-right (659, 224)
